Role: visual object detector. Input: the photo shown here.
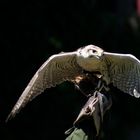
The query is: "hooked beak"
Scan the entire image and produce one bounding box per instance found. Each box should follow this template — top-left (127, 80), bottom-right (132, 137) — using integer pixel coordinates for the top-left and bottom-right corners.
top-left (97, 51), bottom-right (104, 60)
top-left (95, 52), bottom-right (104, 60)
top-left (95, 55), bottom-right (101, 59)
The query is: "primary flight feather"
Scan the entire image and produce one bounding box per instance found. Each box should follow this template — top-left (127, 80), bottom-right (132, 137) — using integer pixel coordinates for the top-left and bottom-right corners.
top-left (6, 45), bottom-right (140, 121)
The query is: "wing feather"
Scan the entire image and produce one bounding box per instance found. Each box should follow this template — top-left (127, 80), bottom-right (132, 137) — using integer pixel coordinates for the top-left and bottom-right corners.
top-left (6, 52), bottom-right (83, 121)
top-left (104, 52), bottom-right (140, 98)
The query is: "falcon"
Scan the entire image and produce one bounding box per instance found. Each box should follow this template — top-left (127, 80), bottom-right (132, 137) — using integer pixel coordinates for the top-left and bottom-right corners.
top-left (6, 45), bottom-right (140, 121)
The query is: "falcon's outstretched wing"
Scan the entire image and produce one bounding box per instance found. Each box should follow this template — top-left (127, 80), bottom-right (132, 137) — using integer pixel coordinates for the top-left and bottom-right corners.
top-left (7, 52), bottom-right (83, 121)
top-left (104, 52), bottom-right (140, 98)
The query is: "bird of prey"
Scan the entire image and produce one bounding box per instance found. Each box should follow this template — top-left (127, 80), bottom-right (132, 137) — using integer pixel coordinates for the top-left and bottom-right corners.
top-left (6, 45), bottom-right (140, 121)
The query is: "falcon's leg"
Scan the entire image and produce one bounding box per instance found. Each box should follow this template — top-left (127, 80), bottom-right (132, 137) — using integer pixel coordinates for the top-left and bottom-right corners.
top-left (74, 83), bottom-right (90, 97)
top-left (95, 78), bottom-right (110, 93)
top-left (73, 73), bottom-right (100, 97)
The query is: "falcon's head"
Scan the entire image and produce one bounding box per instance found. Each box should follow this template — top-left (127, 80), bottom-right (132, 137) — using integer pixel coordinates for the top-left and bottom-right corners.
top-left (77, 45), bottom-right (104, 72)
top-left (77, 45), bottom-right (104, 60)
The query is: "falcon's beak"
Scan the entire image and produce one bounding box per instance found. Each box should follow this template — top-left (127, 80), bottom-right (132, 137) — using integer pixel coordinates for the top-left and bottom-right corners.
top-left (95, 51), bottom-right (104, 60)
top-left (95, 56), bottom-right (101, 59)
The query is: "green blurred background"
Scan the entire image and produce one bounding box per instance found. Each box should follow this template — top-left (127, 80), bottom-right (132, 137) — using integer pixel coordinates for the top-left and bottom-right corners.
top-left (1, 0), bottom-right (140, 139)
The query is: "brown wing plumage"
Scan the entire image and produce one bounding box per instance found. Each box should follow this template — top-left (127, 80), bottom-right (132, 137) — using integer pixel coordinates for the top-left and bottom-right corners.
top-left (104, 52), bottom-right (140, 98)
top-left (6, 52), bottom-right (83, 121)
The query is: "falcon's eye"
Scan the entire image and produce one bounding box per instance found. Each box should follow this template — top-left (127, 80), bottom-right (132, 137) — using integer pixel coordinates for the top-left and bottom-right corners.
top-left (92, 50), bottom-right (97, 53)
